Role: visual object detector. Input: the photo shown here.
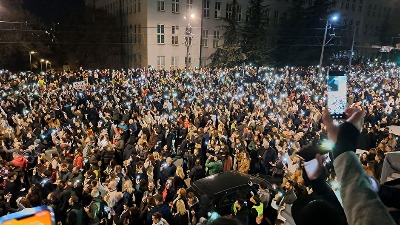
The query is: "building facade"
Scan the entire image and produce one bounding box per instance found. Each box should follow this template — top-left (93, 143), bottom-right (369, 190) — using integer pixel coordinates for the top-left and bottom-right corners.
top-left (331, 0), bottom-right (392, 59)
top-left (86, 0), bottom-right (394, 68)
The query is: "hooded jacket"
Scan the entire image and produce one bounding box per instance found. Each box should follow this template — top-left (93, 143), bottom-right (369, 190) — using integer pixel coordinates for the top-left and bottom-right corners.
top-left (12, 155), bottom-right (28, 169)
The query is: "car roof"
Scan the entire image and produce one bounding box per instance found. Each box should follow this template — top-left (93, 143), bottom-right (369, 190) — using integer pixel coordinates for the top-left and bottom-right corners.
top-left (191, 171), bottom-right (271, 197)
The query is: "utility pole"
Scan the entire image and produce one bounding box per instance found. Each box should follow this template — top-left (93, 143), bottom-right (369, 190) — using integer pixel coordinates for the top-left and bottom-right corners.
top-left (185, 20), bottom-right (194, 70)
top-left (318, 20), bottom-right (329, 75)
top-left (318, 15), bottom-right (339, 75)
top-left (199, 0), bottom-right (204, 68)
top-left (349, 28), bottom-right (357, 66)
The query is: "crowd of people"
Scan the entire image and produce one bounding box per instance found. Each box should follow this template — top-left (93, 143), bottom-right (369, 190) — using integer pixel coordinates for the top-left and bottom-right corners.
top-left (0, 63), bottom-right (399, 225)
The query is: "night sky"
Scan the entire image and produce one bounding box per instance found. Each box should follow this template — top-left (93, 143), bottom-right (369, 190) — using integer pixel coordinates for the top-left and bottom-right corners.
top-left (23, 0), bottom-right (85, 22)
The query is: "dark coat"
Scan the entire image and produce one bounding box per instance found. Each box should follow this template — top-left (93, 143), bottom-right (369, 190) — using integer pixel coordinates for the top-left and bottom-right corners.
top-left (189, 165), bottom-right (206, 182)
top-left (123, 143), bottom-right (136, 161)
top-left (159, 163), bottom-right (177, 185)
top-left (146, 204), bottom-right (171, 225)
top-left (173, 175), bottom-right (187, 189)
top-left (66, 204), bottom-right (84, 225)
top-left (173, 212), bottom-right (190, 225)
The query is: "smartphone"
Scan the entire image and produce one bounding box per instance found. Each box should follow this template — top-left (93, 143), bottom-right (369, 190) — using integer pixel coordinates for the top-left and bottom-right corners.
top-left (327, 71), bottom-right (347, 119)
top-left (0, 206), bottom-right (55, 225)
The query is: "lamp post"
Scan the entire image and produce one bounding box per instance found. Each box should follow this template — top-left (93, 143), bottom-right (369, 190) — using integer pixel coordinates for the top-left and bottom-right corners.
top-left (185, 13), bottom-right (195, 70)
top-left (318, 15), bottom-right (339, 75)
top-left (40, 59), bottom-right (45, 72)
top-left (29, 51), bottom-right (36, 71)
top-left (45, 60), bottom-right (50, 71)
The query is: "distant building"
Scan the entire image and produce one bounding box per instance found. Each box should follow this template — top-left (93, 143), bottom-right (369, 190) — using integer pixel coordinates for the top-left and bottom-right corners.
top-left (85, 0), bottom-right (394, 68)
top-left (331, 0), bottom-right (392, 60)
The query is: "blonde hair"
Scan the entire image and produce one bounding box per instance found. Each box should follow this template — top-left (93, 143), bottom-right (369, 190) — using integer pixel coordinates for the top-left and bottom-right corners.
top-left (123, 179), bottom-right (135, 193)
top-left (176, 166), bottom-right (185, 179)
top-left (153, 152), bottom-right (162, 161)
top-left (39, 153), bottom-right (48, 163)
top-left (177, 188), bottom-right (186, 197)
top-left (176, 199), bottom-right (187, 215)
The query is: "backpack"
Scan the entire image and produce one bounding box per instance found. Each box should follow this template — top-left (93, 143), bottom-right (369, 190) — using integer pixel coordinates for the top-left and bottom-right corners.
top-left (97, 200), bottom-right (109, 220)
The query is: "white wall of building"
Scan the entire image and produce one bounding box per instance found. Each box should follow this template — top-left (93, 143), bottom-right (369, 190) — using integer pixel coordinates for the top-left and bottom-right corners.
top-left (86, 0), bottom-right (394, 68)
top-left (145, 0), bottom-right (202, 69)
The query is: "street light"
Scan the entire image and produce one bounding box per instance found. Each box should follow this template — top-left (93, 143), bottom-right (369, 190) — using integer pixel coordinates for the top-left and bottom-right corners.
top-left (29, 51), bottom-right (36, 71)
top-left (40, 59), bottom-right (45, 72)
top-left (318, 14), bottom-right (339, 75)
top-left (184, 13), bottom-right (195, 70)
top-left (45, 60), bottom-right (50, 71)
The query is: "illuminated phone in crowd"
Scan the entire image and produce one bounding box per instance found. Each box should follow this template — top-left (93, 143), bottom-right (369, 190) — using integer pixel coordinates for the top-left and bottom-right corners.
top-left (0, 206), bottom-right (55, 225)
top-left (327, 71), bottom-right (347, 119)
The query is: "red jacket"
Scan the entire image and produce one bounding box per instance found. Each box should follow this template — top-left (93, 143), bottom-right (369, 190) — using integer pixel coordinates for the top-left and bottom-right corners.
top-left (12, 155), bottom-right (28, 169)
top-left (73, 156), bottom-right (83, 169)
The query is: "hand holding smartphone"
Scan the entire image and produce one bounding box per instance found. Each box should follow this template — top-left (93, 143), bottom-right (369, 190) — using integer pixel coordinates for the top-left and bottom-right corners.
top-left (327, 71), bottom-right (347, 119)
top-left (0, 206), bottom-right (55, 225)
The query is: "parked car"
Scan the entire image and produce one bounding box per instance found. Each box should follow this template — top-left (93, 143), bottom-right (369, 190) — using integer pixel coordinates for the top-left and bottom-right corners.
top-left (188, 171), bottom-right (272, 215)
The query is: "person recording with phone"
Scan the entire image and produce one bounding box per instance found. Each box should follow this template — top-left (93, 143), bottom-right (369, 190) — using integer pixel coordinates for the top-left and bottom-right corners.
top-left (3, 193), bottom-right (31, 213)
top-left (293, 108), bottom-right (396, 225)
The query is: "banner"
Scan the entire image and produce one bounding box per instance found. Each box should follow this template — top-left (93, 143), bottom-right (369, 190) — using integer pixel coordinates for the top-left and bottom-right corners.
top-left (73, 81), bottom-right (87, 90)
top-left (380, 46), bottom-right (394, 52)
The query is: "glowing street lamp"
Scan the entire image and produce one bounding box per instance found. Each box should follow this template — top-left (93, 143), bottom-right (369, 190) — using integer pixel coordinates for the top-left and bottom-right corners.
top-left (45, 60), bottom-right (50, 71)
top-left (29, 51), bottom-right (36, 71)
top-left (40, 59), bottom-right (45, 72)
top-left (318, 14), bottom-right (339, 75)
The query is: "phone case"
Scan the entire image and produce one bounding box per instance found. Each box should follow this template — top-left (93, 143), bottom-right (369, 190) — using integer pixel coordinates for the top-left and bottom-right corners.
top-left (0, 206), bottom-right (55, 225)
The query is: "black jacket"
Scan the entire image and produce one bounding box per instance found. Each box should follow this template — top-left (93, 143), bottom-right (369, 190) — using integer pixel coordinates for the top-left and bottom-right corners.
top-left (66, 204), bottom-right (84, 225)
top-left (123, 143), bottom-right (136, 161)
top-left (235, 207), bottom-right (250, 225)
top-left (159, 163), bottom-right (177, 185)
top-left (189, 165), bottom-right (206, 182)
top-left (173, 212), bottom-right (190, 225)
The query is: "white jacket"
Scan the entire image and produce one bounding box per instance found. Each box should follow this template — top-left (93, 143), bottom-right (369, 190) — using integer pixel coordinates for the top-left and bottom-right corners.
top-left (334, 152), bottom-right (396, 225)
